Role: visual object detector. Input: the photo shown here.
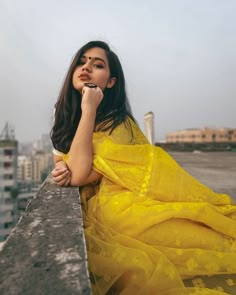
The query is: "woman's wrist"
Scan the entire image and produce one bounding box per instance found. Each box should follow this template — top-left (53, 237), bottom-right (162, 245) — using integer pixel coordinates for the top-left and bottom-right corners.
top-left (81, 107), bottom-right (97, 117)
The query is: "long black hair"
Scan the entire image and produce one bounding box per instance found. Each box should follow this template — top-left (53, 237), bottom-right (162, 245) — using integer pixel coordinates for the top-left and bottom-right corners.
top-left (50, 41), bottom-right (135, 153)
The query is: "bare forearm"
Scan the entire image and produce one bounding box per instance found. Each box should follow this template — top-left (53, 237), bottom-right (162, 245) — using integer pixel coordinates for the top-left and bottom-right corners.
top-left (67, 109), bottom-right (96, 185)
top-left (65, 85), bottom-right (104, 186)
top-left (70, 169), bottom-right (102, 186)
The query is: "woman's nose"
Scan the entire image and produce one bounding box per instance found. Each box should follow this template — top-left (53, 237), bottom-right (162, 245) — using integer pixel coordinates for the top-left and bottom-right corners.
top-left (82, 62), bottom-right (92, 72)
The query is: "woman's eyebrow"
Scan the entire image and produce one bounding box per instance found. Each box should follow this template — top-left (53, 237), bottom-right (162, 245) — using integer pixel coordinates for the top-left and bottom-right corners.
top-left (82, 55), bottom-right (106, 64)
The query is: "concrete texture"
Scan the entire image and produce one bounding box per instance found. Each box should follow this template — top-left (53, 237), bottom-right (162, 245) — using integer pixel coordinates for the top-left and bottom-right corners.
top-left (0, 177), bottom-right (92, 295)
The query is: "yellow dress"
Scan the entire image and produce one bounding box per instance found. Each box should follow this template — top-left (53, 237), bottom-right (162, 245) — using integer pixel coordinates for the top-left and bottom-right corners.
top-left (66, 119), bottom-right (236, 295)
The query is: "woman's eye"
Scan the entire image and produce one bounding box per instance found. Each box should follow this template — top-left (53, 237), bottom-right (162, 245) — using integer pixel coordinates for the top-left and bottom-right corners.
top-left (94, 64), bottom-right (104, 69)
top-left (77, 60), bottom-right (85, 66)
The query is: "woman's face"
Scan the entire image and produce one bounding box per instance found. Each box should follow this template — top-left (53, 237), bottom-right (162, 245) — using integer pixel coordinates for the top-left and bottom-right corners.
top-left (72, 47), bottom-right (116, 94)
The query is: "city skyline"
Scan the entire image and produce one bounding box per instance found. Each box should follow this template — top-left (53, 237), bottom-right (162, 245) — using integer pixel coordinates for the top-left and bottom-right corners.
top-left (0, 0), bottom-right (236, 142)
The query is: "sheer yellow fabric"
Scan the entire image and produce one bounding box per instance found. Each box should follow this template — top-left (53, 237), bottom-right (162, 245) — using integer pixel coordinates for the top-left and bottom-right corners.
top-left (67, 120), bottom-right (236, 295)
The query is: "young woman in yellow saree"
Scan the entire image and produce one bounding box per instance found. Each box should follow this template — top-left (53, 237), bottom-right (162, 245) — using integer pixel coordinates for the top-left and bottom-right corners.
top-left (51, 41), bottom-right (236, 295)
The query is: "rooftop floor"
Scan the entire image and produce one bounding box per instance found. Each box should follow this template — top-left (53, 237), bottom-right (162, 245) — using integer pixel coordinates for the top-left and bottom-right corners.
top-left (170, 151), bottom-right (236, 201)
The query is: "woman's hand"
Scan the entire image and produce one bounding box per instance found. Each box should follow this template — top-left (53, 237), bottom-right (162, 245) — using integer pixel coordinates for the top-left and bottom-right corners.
top-left (51, 160), bottom-right (71, 187)
top-left (81, 85), bottom-right (104, 112)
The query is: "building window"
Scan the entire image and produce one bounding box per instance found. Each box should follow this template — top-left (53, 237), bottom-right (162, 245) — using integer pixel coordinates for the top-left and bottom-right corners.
top-left (5, 198), bottom-right (12, 204)
top-left (3, 162), bottom-right (12, 168)
top-left (4, 150), bottom-right (13, 156)
top-left (4, 222), bottom-right (13, 229)
top-left (4, 186), bottom-right (12, 192)
top-left (4, 174), bottom-right (13, 180)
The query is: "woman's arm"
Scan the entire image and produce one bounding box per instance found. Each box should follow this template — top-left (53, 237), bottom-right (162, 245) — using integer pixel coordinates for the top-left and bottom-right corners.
top-left (52, 153), bottom-right (102, 186)
top-left (66, 86), bottom-right (103, 186)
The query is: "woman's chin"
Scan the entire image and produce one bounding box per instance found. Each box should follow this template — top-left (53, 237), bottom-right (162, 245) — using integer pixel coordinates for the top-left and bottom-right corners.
top-left (73, 85), bottom-right (83, 94)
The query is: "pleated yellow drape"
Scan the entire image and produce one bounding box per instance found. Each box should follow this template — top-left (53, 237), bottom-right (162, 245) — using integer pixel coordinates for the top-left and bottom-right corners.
top-left (66, 119), bottom-right (236, 295)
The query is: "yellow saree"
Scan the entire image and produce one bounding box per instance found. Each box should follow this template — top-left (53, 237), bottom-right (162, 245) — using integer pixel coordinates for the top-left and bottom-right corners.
top-left (67, 119), bottom-right (236, 295)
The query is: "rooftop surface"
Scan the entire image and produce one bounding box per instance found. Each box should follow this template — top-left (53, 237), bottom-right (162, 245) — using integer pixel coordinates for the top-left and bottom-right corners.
top-left (170, 151), bottom-right (236, 201)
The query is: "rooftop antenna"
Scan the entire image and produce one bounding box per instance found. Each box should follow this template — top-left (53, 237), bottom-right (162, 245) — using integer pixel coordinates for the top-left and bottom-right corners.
top-left (0, 122), bottom-right (15, 140)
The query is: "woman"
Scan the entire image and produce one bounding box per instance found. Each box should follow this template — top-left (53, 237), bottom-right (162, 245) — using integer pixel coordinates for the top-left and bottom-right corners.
top-left (51, 41), bottom-right (236, 295)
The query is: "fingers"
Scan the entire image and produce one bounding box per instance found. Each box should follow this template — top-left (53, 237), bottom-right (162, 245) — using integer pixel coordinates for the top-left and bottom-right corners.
top-left (81, 87), bottom-right (104, 111)
top-left (82, 84), bottom-right (103, 97)
top-left (54, 173), bottom-right (71, 187)
top-left (63, 175), bottom-right (71, 187)
top-left (51, 166), bottom-right (71, 187)
top-left (51, 167), bottom-right (68, 177)
top-left (52, 169), bottom-right (69, 181)
top-left (82, 83), bottom-right (98, 95)
top-left (57, 173), bottom-right (71, 187)
top-left (84, 82), bottom-right (97, 88)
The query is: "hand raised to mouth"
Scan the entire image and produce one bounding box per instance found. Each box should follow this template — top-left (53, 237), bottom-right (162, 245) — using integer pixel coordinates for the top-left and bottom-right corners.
top-left (84, 82), bottom-right (97, 88)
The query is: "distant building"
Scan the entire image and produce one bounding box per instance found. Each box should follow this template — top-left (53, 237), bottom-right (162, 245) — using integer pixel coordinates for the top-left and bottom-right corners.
top-left (0, 125), bottom-right (54, 241)
top-left (18, 134), bottom-right (52, 157)
top-left (32, 151), bottom-right (53, 182)
top-left (17, 156), bottom-right (33, 182)
top-left (0, 123), bottom-right (18, 241)
top-left (32, 134), bottom-right (52, 154)
top-left (18, 152), bottom-right (53, 183)
top-left (166, 127), bottom-right (236, 144)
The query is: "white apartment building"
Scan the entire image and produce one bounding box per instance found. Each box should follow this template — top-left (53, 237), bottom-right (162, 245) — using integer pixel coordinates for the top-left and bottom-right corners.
top-left (17, 156), bottom-right (33, 182)
top-left (17, 152), bottom-right (53, 183)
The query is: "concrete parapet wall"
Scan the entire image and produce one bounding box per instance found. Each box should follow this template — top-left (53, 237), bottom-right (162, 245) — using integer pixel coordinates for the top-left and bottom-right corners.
top-left (156, 142), bottom-right (236, 152)
top-left (0, 177), bottom-right (92, 295)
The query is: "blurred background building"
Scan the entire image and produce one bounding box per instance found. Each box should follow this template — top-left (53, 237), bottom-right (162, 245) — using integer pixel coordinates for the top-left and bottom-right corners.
top-left (0, 123), bottom-right (18, 242)
top-left (0, 124), bottom-right (53, 242)
top-left (166, 128), bottom-right (236, 143)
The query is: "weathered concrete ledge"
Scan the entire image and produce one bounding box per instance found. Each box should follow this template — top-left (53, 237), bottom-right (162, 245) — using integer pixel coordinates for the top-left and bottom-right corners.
top-left (0, 177), bottom-right (92, 295)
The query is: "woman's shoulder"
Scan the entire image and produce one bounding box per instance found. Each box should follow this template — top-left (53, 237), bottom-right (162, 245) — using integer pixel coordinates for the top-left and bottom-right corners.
top-left (108, 117), bottom-right (149, 145)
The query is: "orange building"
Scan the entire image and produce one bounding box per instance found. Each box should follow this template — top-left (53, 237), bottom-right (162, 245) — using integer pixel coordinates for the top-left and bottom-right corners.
top-left (166, 128), bottom-right (236, 143)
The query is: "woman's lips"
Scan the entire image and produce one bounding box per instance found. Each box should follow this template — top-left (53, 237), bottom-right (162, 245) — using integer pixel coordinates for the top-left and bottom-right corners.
top-left (79, 74), bottom-right (91, 81)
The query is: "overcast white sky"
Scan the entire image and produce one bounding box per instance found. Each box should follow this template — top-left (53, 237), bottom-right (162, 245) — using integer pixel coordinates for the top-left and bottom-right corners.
top-left (0, 0), bottom-right (235, 143)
